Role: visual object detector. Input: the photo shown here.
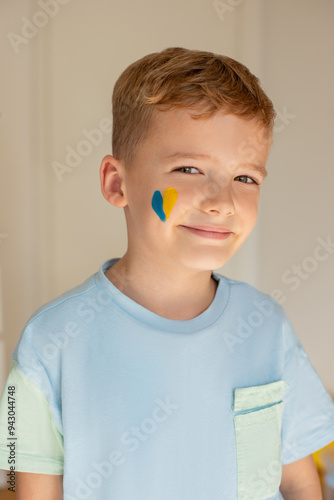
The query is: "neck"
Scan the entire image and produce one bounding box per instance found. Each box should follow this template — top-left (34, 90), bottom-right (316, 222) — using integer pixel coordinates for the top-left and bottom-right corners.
top-left (105, 253), bottom-right (218, 320)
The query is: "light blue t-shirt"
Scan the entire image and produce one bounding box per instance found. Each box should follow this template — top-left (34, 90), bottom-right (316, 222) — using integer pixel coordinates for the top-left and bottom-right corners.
top-left (0, 258), bottom-right (333, 500)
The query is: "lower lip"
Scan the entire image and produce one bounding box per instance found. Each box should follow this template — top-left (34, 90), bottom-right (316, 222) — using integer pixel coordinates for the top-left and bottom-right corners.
top-left (180, 226), bottom-right (232, 240)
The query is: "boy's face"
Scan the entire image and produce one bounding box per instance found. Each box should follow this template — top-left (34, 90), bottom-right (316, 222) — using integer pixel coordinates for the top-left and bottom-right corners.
top-left (112, 108), bottom-right (271, 274)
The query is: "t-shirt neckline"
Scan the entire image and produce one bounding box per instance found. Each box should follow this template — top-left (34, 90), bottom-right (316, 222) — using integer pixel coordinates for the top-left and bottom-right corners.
top-left (94, 258), bottom-right (230, 333)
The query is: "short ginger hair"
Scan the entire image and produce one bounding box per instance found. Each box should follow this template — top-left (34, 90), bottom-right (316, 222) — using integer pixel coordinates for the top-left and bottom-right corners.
top-left (112, 47), bottom-right (276, 166)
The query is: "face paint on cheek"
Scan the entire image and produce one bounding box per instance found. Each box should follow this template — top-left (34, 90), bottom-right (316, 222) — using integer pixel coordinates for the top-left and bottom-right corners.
top-left (151, 187), bottom-right (178, 222)
top-left (163, 187), bottom-right (178, 219)
top-left (151, 190), bottom-right (165, 222)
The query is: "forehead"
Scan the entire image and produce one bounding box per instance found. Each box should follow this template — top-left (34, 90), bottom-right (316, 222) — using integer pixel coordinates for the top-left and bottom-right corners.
top-left (142, 108), bottom-right (272, 165)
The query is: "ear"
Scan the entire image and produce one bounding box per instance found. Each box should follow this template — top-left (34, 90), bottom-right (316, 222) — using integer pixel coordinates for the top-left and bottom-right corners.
top-left (100, 155), bottom-right (127, 208)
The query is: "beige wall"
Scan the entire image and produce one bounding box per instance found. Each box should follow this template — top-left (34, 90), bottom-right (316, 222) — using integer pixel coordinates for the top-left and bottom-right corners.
top-left (1, 0), bottom-right (333, 392)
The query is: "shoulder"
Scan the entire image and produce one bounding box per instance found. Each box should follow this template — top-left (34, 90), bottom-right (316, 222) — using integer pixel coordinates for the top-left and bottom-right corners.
top-left (214, 271), bottom-right (286, 323)
top-left (12, 268), bottom-right (114, 374)
top-left (24, 273), bottom-right (99, 327)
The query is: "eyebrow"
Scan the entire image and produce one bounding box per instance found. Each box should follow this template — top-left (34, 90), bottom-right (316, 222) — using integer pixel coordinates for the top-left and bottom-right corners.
top-left (164, 152), bottom-right (268, 178)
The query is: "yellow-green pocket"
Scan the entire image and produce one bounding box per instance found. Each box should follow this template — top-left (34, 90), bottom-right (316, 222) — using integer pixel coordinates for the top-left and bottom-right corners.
top-left (233, 380), bottom-right (288, 500)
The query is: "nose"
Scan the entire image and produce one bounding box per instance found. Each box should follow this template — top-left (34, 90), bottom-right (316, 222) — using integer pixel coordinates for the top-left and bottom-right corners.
top-left (196, 176), bottom-right (235, 215)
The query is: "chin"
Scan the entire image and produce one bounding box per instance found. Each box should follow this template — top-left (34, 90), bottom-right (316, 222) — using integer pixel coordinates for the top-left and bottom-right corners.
top-left (178, 251), bottom-right (235, 273)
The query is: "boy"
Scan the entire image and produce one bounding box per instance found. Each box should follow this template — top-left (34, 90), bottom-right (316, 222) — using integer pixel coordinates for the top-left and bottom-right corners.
top-left (0, 47), bottom-right (333, 500)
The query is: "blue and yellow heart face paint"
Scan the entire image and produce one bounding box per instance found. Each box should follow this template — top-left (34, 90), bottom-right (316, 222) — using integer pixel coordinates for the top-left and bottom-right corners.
top-left (151, 187), bottom-right (178, 222)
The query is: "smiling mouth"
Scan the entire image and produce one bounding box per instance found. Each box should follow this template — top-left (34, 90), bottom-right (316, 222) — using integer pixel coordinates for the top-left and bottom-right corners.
top-left (180, 225), bottom-right (233, 240)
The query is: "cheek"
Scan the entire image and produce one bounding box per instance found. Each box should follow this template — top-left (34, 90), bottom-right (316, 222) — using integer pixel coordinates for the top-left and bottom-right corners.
top-left (241, 197), bottom-right (259, 225)
top-left (237, 189), bottom-right (260, 209)
top-left (151, 187), bottom-right (178, 222)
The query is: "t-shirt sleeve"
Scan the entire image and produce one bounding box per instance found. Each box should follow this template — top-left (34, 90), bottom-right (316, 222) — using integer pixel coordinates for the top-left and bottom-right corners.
top-left (0, 359), bottom-right (64, 474)
top-left (280, 307), bottom-right (334, 464)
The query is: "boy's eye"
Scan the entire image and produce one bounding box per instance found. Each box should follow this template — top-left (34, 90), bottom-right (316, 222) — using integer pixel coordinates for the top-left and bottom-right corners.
top-left (173, 168), bottom-right (259, 185)
top-left (235, 176), bottom-right (259, 185)
top-left (174, 166), bottom-right (200, 174)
